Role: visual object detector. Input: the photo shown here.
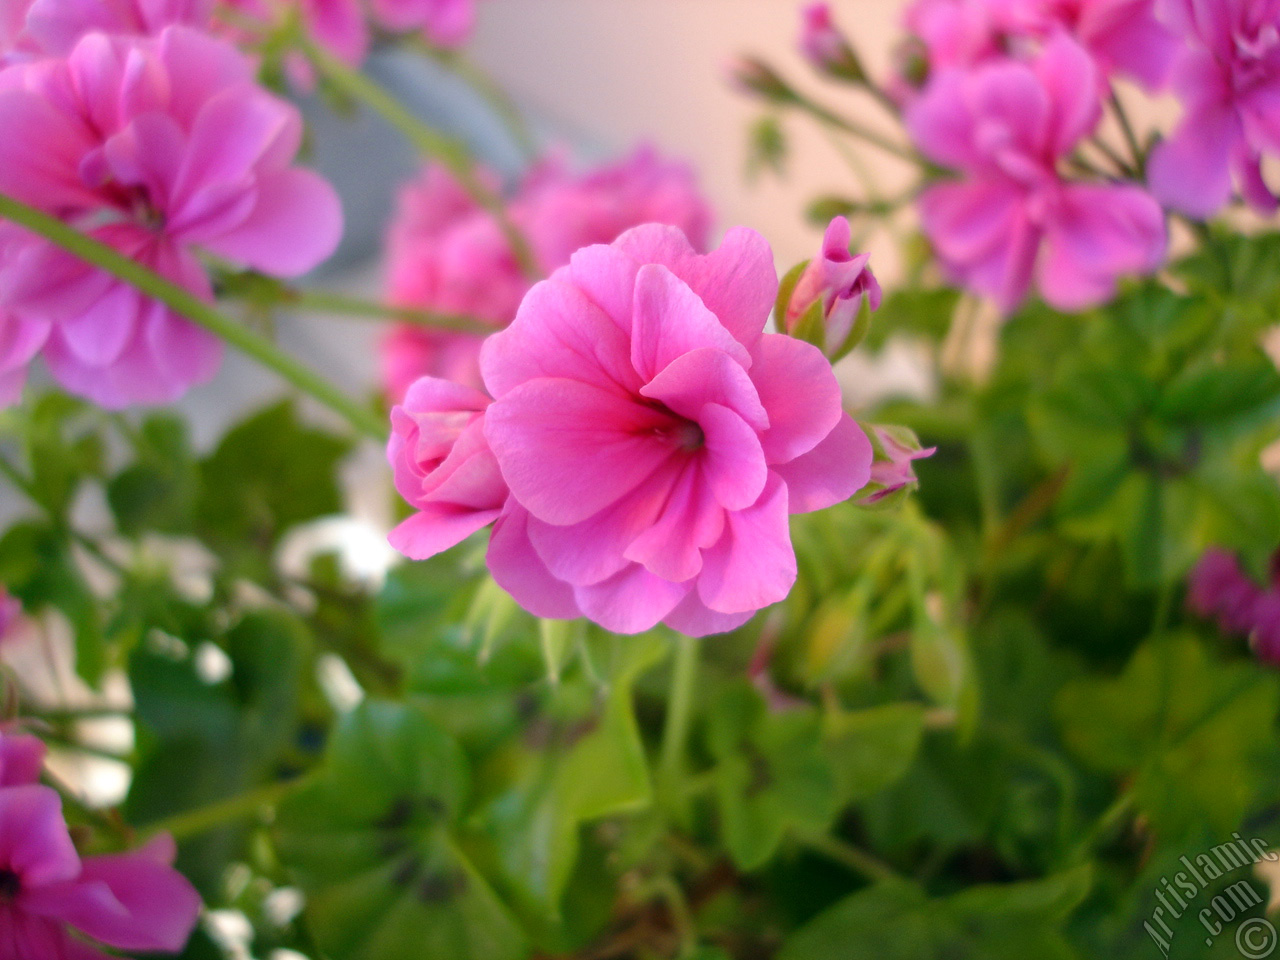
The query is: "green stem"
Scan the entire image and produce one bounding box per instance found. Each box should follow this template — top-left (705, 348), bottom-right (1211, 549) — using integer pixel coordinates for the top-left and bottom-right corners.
top-left (659, 633), bottom-right (700, 803)
top-left (1109, 86), bottom-right (1145, 176)
top-left (258, 284), bottom-right (490, 333)
top-left (792, 92), bottom-right (919, 163)
top-left (303, 39), bottom-right (541, 279)
top-left (0, 192), bottom-right (386, 440)
top-left (144, 779), bottom-right (302, 842)
top-left (801, 833), bottom-right (900, 883)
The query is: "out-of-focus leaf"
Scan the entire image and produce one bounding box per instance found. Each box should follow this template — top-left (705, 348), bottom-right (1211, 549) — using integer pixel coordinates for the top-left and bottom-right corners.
top-left (823, 703), bottom-right (925, 805)
top-left (779, 867), bottom-right (1091, 960)
top-left (276, 700), bottom-right (527, 960)
top-left (708, 682), bottom-right (839, 870)
top-left (107, 414), bottom-right (198, 536)
top-left (1057, 636), bottom-right (1280, 839)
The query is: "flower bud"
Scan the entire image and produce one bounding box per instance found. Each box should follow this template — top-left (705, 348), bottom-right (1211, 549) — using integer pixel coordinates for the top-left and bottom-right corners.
top-left (782, 216), bottom-right (881, 360)
top-left (857, 425), bottom-right (934, 506)
top-left (799, 3), bottom-right (866, 83)
top-left (728, 56), bottom-right (798, 104)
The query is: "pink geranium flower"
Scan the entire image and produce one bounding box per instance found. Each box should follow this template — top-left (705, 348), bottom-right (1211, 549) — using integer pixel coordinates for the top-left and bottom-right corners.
top-left (1148, 0), bottom-right (1280, 218)
top-left (2, 0), bottom-right (211, 58)
top-left (784, 216), bottom-right (881, 359)
top-left (907, 34), bottom-right (1166, 312)
top-left (859, 425), bottom-right (936, 505)
top-left (368, 0), bottom-right (483, 48)
top-left (380, 147), bottom-right (712, 398)
top-left (0, 783), bottom-right (201, 958)
top-left (0, 26), bottom-right (342, 408)
top-left (0, 730), bottom-right (44, 786)
top-left (388, 225), bottom-right (874, 637)
top-left (998, 0), bottom-right (1179, 88)
top-left (220, 0), bottom-right (368, 66)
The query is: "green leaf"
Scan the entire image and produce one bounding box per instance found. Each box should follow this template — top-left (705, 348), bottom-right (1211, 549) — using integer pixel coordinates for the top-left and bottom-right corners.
top-left (276, 701), bottom-right (527, 960)
top-left (1057, 636), bottom-right (1280, 838)
top-left (779, 867), bottom-right (1091, 960)
top-left (708, 682), bottom-right (839, 870)
top-left (195, 401), bottom-right (350, 575)
top-left (107, 414), bottom-right (198, 536)
top-left (747, 114), bottom-right (787, 181)
top-left (823, 703), bottom-right (926, 805)
top-left (482, 634), bottom-right (664, 924)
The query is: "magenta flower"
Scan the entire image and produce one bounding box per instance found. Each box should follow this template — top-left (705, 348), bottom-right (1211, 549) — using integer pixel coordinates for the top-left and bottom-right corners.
top-left (470, 225), bottom-right (870, 637)
top-left (0, 309), bottom-right (47, 407)
top-left (784, 216), bottom-right (881, 359)
top-left (901, 0), bottom-right (1009, 81)
top-left (0, 784), bottom-right (201, 958)
top-left (1148, 0), bottom-right (1280, 218)
top-left (387, 377), bottom-right (508, 559)
top-left (907, 35), bottom-right (1166, 313)
top-left (380, 147), bottom-right (711, 398)
top-left (220, 0), bottom-right (368, 66)
top-left (0, 27), bottom-right (342, 408)
top-left (1188, 547), bottom-right (1263, 632)
top-left (998, 0), bottom-right (1179, 88)
top-left (368, 0), bottom-right (483, 48)
top-left (0, 730), bottom-right (44, 787)
top-left (3, 0), bottom-right (211, 58)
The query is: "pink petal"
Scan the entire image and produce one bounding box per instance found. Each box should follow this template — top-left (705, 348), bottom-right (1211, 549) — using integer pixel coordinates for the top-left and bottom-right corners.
top-left (156, 26), bottom-right (256, 127)
top-left (0, 733), bottom-right (46, 788)
top-left (698, 402), bottom-right (767, 511)
top-left (560, 242), bottom-right (642, 332)
top-left (748, 333), bottom-right (843, 465)
top-left (0, 90), bottom-right (97, 209)
top-left (485, 503), bottom-right (581, 620)
top-left (0, 786), bottom-right (79, 888)
top-left (905, 68), bottom-right (985, 170)
top-left (1148, 107), bottom-right (1238, 219)
top-left (1038, 183), bottom-right (1166, 311)
top-left (615, 224), bottom-right (776, 352)
top-left (37, 844), bottom-right (201, 953)
top-left (624, 461), bottom-right (725, 583)
top-left (1036, 34), bottom-right (1101, 157)
top-left (638, 347), bottom-right (768, 430)
top-left (485, 377), bottom-right (677, 526)
top-left (302, 0), bottom-right (369, 65)
top-left (54, 282), bottom-right (140, 367)
top-left (696, 474), bottom-right (796, 615)
top-left (772, 414), bottom-right (872, 514)
top-left (630, 263), bottom-right (749, 382)
top-left (480, 278), bottom-right (640, 399)
top-left (388, 506), bottom-right (501, 561)
top-left (573, 563), bottom-right (690, 635)
top-left (662, 592), bottom-right (753, 638)
top-left (195, 168), bottom-right (342, 276)
top-left (525, 469), bottom-right (676, 587)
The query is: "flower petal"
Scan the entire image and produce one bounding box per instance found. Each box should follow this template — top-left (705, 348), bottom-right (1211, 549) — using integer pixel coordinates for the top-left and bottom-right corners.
top-left (696, 474), bottom-right (796, 615)
top-left (772, 414), bottom-right (872, 514)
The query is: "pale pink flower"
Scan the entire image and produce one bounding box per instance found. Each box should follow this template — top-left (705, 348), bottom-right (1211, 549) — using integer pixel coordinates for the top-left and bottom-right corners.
top-left (0, 783), bottom-right (201, 958)
top-left (0, 27), bottom-right (342, 408)
top-left (0, 308), bottom-right (48, 407)
top-left (907, 35), bottom-right (1166, 312)
top-left (474, 225), bottom-right (873, 637)
top-left (1148, 0), bottom-right (1280, 218)
top-left (784, 216), bottom-right (881, 359)
top-left (380, 147), bottom-right (712, 398)
top-left (387, 377), bottom-right (507, 559)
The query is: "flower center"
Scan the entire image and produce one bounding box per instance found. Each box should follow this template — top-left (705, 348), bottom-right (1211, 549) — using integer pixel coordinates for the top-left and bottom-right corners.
top-left (1233, 24), bottom-right (1280, 94)
top-left (656, 418), bottom-right (705, 452)
top-left (0, 869), bottom-right (20, 903)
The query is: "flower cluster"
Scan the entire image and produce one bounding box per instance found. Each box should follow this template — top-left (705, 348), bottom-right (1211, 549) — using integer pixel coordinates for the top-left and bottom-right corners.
top-left (0, 8), bottom-right (342, 408)
top-left (0, 730), bottom-right (202, 957)
top-left (1189, 548), bottom-right (1280, 664)
top-left (799, 0), bottom-right (1280, 314)
top-left (387, 225), bottom-right (873, 637)
top-left (380, 146), bottom-right (712, 398)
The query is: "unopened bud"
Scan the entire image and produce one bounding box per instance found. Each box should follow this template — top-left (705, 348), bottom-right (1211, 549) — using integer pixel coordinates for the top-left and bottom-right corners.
top-left (799, 3), bottom-right (867, 83)
top-left (781, 216), bottom-right (881, 360)
top-left (857, 425), bottom-right (935, 507)
top-left (728, 56), bottom-right (798, 104)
